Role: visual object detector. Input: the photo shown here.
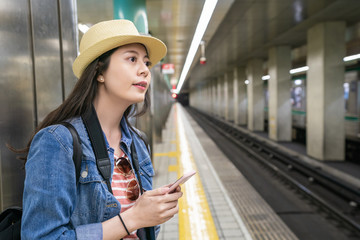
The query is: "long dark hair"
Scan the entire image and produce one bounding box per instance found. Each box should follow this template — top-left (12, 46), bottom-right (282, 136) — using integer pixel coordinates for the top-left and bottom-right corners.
top-left (10, 47), bottom-right (150, 162)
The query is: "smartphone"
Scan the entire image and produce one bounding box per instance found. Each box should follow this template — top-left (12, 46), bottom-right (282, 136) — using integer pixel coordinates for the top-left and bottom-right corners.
top-left (167, 170), bottom-right (196, 193)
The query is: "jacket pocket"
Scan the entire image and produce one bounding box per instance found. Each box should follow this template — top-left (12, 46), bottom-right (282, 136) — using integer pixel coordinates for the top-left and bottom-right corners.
top-left (139, 157), bottom-right (154, 190)
top-left (72, 160), bottom-right (118, 225)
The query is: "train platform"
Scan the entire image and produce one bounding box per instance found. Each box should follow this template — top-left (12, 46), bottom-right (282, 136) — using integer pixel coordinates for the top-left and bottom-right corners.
top-left (152, 103), bottom-right (298, 240)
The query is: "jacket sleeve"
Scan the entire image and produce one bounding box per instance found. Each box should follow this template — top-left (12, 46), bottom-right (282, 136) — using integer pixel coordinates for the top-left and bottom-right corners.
top-left (21, 127), bottom-right (103, 240)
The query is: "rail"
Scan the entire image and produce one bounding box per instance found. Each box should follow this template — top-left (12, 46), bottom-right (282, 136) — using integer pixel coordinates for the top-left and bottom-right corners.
top-left (187, 107), bottom-right (360, 236)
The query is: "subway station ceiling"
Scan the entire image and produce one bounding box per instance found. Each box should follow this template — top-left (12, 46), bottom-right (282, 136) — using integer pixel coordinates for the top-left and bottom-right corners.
top-left (77, 0), bottom-right (360, 93)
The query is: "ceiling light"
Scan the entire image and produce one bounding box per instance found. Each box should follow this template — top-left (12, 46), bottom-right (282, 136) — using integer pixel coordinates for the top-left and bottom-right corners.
top-left (343, 53), bottom-right (360, 62)
top-left (174, 0), bottom-right (218, 94)
top-left (262, 75), bottom-right (270, 80)
top-left (288, 53), bottom-right (359, 75)
top-left (290, 66), bottom-right (309, 74)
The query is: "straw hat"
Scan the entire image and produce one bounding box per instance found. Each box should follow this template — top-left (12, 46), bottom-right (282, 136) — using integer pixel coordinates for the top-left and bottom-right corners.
top-left (72, 19), bottom-right (167, 78)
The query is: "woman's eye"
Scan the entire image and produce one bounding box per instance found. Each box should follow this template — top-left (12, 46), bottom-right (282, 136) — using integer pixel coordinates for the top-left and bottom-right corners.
top-left (130, 57), bottom-right (136, 62)
top-left (145, 61), bottom-right (152, 67)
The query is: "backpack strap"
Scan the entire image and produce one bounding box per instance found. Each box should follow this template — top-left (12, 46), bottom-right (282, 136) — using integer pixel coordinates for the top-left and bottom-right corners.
top-left (59, 122), bottom-right (82, 183)
top-left (131, 140), bottom-right (156, 240)
top-left (81, 105), bottom-right (113, 194)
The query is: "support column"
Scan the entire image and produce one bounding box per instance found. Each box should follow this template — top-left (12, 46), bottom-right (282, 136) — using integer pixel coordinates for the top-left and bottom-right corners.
top-left (196, 88), bottom-right (200, 109)
top-left (268, 46), bottom-right (292, 141)
top-left (207, 83), bottom-right (212, 114)
top-left (217, 76), bottom-right (223, 117)
top-left (113, 0), bottom-right (148, 33)
top-left (307, 22), bottom-right (345, 161)
top-left (224, 73), bottom-right (229, 120)
top-left (212, 79), bottom-right (217, 116)
top-left (189, 89), bottom-right (193, 107)
top-left (237, 67), bottom-right (247, 125)
top-left (246, 59), bottom-right (264, 131)
top-left (201, 86), bottom-right (205, 110)
top-left (227, 70), bottom-right (234, 122)
top-left (208, 82), bottom-right (212, 114)
top-left (234, 68), bottom-right (239, 125)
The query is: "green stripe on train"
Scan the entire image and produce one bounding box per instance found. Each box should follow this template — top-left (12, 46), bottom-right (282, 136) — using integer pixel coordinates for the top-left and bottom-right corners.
top-left (264, 108), bottom-right (359, 121)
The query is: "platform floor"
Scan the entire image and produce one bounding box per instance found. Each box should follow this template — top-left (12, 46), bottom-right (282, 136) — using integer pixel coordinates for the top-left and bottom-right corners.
top-left (152, 103), bottom-right (297, 240)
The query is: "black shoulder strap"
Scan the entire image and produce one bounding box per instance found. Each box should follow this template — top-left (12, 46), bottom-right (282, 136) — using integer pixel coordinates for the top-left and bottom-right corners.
top-left (130, 140), bottom-right (155, 240)
top-left (59, 122), bottom-right (82, 183)
top-left (81, 105), bottom-right (113, 194)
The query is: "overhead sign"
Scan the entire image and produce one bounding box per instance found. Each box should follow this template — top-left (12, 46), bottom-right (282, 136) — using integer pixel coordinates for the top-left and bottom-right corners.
top-left (162, 63), bottom-right (175, 74)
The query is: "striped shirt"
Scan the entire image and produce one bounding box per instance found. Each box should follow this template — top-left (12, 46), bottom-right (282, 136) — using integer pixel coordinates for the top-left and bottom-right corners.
top-left (112, 153), bottom-right (139, 240)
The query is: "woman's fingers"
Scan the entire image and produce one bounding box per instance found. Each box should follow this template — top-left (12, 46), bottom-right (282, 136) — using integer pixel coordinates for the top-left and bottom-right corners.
top-left (130, 186), bottom-right (183, 227)
top-left (161, 183), bottom-right (181, 193)
top-left (163, 191), bottom-right (183, 202)
top-left (143, 187), bottom-right (183, 203)
top-left (144, 187), bottom-right (169, 196)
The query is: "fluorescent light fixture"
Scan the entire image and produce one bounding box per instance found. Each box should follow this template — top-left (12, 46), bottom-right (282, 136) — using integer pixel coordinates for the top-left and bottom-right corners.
top-left (290, 66), bottom-right (309, 74)
top-left (287, 54), bottom-right (359, 75)
top-left (294, 79), bottom-right (302, 85)
top-left (174, 0), bottom-right (218, 94)
top-left (262, 75), bottom-right (270, 80)
top-left (245, 80), bottom-right (249, 85)
top-left (78, 23), bottom-right (90, 34)
top-left (343, 53), bottom-right (360, 62)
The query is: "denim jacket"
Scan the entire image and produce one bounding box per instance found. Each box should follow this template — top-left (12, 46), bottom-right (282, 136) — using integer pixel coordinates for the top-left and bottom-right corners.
top-left (21, 116), bottom-right (156, 239)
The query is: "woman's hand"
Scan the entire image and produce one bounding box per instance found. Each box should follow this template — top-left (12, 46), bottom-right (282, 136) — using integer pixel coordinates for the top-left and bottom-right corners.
top-left (163, 183), bottom-right (182, 194)
top-left (124, 186), bottom-right (183, 229)
top-left (102, 186), bottom-right (183, 240)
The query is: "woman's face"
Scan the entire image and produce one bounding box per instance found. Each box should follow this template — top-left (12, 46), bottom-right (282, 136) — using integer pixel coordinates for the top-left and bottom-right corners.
top-left (98, 43), bottom-right (151, 106)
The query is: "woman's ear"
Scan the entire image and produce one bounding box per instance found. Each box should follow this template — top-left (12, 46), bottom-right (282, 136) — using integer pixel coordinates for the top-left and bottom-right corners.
top-left (97, 75), bottom-right (105, 83)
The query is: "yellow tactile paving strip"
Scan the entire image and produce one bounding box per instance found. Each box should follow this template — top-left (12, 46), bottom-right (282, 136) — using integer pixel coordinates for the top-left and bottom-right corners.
top-left (172, 104), bottom-right (219, 239)
top-left (154, 104), bottom-right (298, 239)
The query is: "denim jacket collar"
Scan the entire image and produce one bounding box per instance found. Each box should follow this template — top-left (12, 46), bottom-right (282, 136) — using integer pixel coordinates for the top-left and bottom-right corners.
top-left (120, 117), bottom-right (132, 152)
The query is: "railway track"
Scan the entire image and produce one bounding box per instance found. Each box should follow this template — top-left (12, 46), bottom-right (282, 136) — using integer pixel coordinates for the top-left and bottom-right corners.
top-left (187, 107), bottom-right (360, 238)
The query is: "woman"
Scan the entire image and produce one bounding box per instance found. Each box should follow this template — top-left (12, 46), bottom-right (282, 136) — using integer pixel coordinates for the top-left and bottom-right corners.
top-left (20, 19), bottom-right (182, 239)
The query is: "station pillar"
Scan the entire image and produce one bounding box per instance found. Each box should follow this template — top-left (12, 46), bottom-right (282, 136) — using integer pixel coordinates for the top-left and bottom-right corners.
top-left (227, 71), bottom-right (235, 122)
top-left (206, 82), bottom-right (212, 113)
top-left (211, 78), bottom-right (217, 116)
top-left (113, 0), bottom-right (148, 33)
top-left (207, 83), bottom-right (211, 113)
top-left (224, 73), bottom-right (229, 121)
top-left (234, 68), bottom-right (239, 125)
top-left (246, 59), bottom-right (264, 131)
top-left (307, 22), bottom-right (346, 161)
top-left (235, 67), bottom-right (247, 125)
top-left (268, 46), bottom-right (292, 141)
top-left (217, 76), bottom-right (223, 118)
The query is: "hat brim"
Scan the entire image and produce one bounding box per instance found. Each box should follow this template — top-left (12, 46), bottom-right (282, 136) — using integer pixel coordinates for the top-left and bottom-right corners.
top-left (73, 35), bottom-right (167, 78)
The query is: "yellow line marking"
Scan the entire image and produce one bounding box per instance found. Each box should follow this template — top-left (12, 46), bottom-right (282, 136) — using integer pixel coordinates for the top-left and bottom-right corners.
top-left (175, 104), bottom-right (219, 240)
top-left (154, 151), bottom-right (177, 157)
top-left (168, 165), bottom-right (178, 172)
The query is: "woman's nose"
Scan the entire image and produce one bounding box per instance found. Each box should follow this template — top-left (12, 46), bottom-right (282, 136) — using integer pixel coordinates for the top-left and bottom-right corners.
top-left (138, 62), bottom-right (150, 77)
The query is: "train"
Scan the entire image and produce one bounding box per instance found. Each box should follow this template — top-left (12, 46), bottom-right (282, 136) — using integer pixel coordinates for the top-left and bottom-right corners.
top-left (263, 63), bottom-right (360, 162)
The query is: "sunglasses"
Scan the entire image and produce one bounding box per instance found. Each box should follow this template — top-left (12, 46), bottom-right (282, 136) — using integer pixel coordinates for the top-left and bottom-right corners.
top-left (115, 156), bottom-right (140, 201)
